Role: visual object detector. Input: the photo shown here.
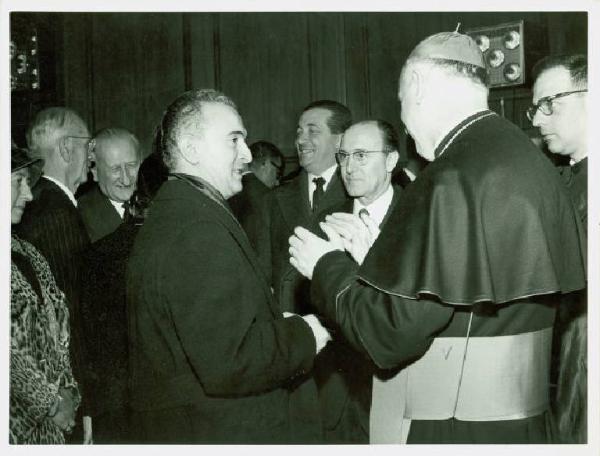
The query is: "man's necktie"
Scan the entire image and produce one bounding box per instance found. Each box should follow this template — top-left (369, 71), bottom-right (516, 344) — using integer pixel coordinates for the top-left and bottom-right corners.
top-left (122, 200), bottom-right (130, 220)
top-left (312, 177), bottom-right (325, 212)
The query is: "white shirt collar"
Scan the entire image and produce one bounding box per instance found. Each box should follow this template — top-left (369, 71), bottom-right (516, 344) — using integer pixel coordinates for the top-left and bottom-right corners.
top-left (43, 175), bottom-right (78, 207)
top-left (570, 155), bottom-right (587, 166)
top-left (109, 198), bottom-right (126, 218)
top-left (353, 184), bottom-right (394, 227)
top-left (403, 168), bottom-right (417, 182)
top-left (308, 164), bottom-right (338, 206)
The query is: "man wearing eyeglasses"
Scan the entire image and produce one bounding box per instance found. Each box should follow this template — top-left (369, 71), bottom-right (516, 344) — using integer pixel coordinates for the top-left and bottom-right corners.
top-left (289, 32), bottom-right (586, 444)
top-left (530, 54), bottom-right (588, 444)
top-left (17, 107), bottom-right (93, 443)
top-left (303, 119), bottom-right (405, 443)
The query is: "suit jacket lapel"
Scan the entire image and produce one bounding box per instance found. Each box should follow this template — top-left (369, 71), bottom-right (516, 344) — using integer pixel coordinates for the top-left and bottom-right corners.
top-left (196, 190), bottom-right (278, 314)
top-left (94, 187), bottom-right (123, 226)
top-left (276, 171), bottom-right (310, 231)
top-left (319, 169), bottom-right (347, 213)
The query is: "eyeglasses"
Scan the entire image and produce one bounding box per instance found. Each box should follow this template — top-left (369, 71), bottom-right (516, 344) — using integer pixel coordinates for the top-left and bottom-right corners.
top-left (65, 135), bottom-right (94, 156)
top-left (335, 149), bottom-right (388, 166)
top-left (526, 89), bottom-right (587, 122)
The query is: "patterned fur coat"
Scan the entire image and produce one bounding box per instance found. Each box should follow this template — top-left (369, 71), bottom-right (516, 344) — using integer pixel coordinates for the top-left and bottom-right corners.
top-left (10, 235), bottom-right (80, 444)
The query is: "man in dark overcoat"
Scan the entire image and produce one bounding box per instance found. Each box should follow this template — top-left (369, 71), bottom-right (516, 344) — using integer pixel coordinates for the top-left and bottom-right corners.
top-left (126, 89), bottom-right (331, 444)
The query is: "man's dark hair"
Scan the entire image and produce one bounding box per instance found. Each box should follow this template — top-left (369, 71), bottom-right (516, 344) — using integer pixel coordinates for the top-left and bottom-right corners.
top-left (302, 100), bottom-right (352, 134)
top-left (126, 151), bottom-right (169, 224)
top-left (155, 89), bottom-right (238, 170)
top-left (250, 140), bottom-right (283, 166)
top-left (532, 54), bottom-right (587, 88)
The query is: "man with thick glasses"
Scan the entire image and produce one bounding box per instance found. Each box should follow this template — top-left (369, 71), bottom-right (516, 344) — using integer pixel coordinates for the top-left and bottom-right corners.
top-left (290, 31), bottom-right (586, 444)
top-left (17, 107), bottom-right (93, 443)
top-left (530, 54), bottom-right (588, 444)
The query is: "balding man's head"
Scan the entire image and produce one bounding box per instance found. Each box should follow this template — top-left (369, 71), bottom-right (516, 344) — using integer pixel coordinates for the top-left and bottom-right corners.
top-left (90, 128), bottom-right (142, 203)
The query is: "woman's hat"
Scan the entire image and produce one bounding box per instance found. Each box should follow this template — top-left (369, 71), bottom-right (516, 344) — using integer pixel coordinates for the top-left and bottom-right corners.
top-left (11, 146), bottom-right (40, 172)
top-left (11, 146), bottom-right (43, 186)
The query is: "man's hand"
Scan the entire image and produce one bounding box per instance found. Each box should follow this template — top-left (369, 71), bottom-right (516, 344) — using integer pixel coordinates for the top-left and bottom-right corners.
top-left (289, 226), bottom-right (343, 279)
top-left (301, 314), bottom-right (332, 354)
top-left (323, 212), bottom-right (380, 265)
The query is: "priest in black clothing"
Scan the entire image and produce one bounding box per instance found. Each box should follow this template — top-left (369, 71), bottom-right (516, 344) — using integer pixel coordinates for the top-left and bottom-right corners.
top-left (289, 31), bottom-right (586, 444)
top-left (530, 54), bottom-right (588, 444)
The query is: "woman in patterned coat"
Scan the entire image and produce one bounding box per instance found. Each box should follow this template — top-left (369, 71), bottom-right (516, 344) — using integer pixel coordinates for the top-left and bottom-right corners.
top-left (10, 146), bottom-right (81, 444)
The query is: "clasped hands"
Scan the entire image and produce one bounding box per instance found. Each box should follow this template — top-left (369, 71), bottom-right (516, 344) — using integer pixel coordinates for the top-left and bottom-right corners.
top-left (289, 212), bottom-right (380, 280)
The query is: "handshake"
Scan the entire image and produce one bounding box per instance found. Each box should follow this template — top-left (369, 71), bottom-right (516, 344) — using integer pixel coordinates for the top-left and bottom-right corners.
top-left (284, 312), bottom-right (331, 354)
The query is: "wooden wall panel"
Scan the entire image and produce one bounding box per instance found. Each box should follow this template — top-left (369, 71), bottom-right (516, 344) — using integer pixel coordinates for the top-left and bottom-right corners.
top-left (343, 13), bottom-right (370, 123)
top-left (307, 13), bottom-right (346, 104)
top-left (188, 13), bottom-right (218, 90)
top-left (63, 13), bottom-right (94, 130)
top-left (364, 12), bottom-right (415, 132)
top-left (218, 13), bottom-right (311, 159)
top-left (54, 11), bottom-right (587, 165)
top-left (89, 13), bottom-right (185, 156)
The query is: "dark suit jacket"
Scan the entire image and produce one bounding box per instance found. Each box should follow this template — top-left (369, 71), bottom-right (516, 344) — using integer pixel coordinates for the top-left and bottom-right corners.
top-left (17, 177), bottom-right (90, 396)
top-left (253, 168), bottom-right (350, 314)
top-left (312, 185), bottom-right (403, 441)
top-left (78, 185), bottom-right (123, 243)
top-left (228, 173), bottom-right (270, 250)
top-left (80, 222), bottom-right (140, 442)
top-left (126, 178), bottom-right (320, 443)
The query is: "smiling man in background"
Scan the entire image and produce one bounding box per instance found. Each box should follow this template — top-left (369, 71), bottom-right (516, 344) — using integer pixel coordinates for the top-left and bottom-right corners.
top-left (78, 128), bottom-right (142, 242)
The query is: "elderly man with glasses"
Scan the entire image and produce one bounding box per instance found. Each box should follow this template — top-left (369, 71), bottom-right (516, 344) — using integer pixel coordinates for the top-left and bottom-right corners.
top-left (529, 54), bottom-right (588, 444)
top-left (17, 107), bottom-right (93, 443)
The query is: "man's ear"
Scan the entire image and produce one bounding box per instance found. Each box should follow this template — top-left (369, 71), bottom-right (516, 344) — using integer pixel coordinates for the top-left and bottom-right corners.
top-left (90, 152), bottom-right (99, 182)
top-left (410, 68), bottom-right (424, 105)
top-left (386, 150), bottom-right (400, 172)
top-left (334, 133), bottom-right (343, 150)
top-left (58, 137), bottom-right (72, 164)
top-left (178, 135), bottom-right (200, 166)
